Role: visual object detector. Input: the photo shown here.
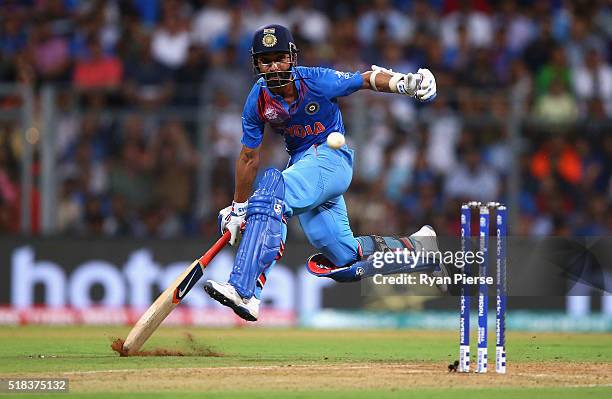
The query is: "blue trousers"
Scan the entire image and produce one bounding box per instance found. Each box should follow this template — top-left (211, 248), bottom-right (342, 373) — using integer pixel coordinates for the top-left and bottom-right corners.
top-left (284, 143), bottom-right (359, 266)
top-left (248, 143), bottom-right (360, 299)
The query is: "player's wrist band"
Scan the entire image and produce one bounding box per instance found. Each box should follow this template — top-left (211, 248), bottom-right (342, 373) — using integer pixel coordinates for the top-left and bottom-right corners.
top-left (369, 68), bottom-right (410, 95)
top-left (232, 201), bottom-right (248, 215)
top-left (369, 69), bottom-right (381, 91)
top-left (388, 73), bottom-right (405, 94)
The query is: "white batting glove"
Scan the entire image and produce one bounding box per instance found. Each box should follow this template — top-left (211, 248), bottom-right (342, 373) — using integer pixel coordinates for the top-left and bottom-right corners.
top-left (414, 68), bottom-right (436, 102)
top-left (371, 65), bottom-right (417, 96)
top-left (370, 65), bottom-right (436, 102)
top-left (218, 201), bottom-right (247, 246)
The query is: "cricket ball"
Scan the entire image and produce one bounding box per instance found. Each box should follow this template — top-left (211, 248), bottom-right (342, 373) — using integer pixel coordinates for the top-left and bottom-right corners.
top-left (326, 132), bottom-right (345, 149)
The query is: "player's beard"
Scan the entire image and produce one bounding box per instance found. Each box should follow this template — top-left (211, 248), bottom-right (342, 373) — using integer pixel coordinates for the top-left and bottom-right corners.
top-left (263, 70), bottom-right (293, 88)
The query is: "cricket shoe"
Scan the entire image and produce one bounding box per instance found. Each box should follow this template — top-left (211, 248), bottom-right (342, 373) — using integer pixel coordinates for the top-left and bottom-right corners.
top-left (204, 280), bottom-right (260, 322)
top-left (410, 225), bottom-right (461, 296)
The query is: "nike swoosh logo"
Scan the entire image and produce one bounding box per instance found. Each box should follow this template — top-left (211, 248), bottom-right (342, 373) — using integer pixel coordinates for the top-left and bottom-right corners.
top-left (177, 268), bottom-right (198, 298)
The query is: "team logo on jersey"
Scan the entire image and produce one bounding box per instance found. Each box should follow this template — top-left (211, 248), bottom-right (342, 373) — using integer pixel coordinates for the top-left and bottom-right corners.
top-left (305, 101), bottom-right (320, 115)
top-left (262, 33), bottom-right (277, 47)
top-left (264, 107), bottom-right (279, 121)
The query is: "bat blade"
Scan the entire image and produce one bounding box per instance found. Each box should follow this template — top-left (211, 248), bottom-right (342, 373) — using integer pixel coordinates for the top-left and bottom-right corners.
top-left (123, 259), bottom-right (199, 354)
top-left (122, 231), bottom-right (231, 354)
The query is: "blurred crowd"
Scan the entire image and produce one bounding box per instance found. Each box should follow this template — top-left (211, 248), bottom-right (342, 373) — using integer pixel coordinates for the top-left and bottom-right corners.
top-left (0, 0), bottom-right (610, 239)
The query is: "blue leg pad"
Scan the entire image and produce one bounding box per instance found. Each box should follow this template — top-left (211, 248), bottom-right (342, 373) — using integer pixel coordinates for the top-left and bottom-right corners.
top-left (229, 168), bottom-right (286, 298)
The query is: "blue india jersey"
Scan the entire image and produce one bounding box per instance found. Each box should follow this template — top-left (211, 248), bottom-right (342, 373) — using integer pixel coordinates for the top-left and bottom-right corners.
top-left (241, 66), bottom-right (363, 164)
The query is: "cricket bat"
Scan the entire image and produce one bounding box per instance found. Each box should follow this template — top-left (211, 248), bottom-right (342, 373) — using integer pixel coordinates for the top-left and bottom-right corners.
top-left (122, 231), bottom-right (231, 354)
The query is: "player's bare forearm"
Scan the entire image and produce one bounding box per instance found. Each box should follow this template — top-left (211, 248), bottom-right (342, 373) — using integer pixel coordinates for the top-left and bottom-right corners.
top-left (234, 145), bottom-right (260, 202)
top-left (361, 71), bottom-right (393, 92)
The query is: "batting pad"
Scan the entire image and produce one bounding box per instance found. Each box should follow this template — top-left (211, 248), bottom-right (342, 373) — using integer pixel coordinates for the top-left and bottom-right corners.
top-left (230, 168), bottom-right (286, 299)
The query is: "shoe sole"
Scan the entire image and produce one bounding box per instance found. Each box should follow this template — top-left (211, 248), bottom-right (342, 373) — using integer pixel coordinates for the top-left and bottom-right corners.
top-left (204, 283), bottom-right (258, 322)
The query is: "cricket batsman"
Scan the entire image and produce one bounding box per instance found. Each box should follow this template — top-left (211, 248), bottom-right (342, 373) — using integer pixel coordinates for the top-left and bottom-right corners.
top-left (205, 24), bottom-right (451, 321)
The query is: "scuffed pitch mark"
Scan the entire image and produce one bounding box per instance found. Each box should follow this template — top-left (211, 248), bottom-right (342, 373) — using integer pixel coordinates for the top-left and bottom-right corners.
top-left (110, 334), bottom-right (223, 357)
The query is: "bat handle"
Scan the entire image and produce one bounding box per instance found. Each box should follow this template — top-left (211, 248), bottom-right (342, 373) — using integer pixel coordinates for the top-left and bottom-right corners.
top-left (199, 230), bottom-right (231, 268)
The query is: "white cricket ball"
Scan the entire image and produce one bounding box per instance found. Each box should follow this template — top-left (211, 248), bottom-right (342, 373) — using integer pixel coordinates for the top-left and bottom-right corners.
top-left (326, 132), bottom-right (345, 149)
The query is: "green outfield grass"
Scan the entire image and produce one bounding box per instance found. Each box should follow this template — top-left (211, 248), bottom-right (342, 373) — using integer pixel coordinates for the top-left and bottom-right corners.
top-left (0, 326), bottom-right (610, 398)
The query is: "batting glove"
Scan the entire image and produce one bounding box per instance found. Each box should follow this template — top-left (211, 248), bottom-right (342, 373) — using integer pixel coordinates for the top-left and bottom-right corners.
top-left (218, 201), bottom-right (247, 246)
top-left (414, 68), bottom-right (436, 102)
top-left (370, 65), bottom-right (418, 96)
top-left (370, 65), bottom-right (435, 102)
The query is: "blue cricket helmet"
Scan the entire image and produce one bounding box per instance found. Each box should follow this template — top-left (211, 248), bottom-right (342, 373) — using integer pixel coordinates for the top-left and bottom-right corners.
top-left (251, 24), bottom-right (299, 88)
top-left (251, 24), bottom-right (298, 56)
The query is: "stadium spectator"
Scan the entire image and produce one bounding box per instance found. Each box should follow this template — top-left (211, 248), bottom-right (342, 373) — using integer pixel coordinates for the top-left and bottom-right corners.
top-left (287, 0), bottom-right (331, 44)
top-left (56, 177), bottom-right (83, 234)
top-left (440, 0), bottom-right (493, 49)
top-left (173, 44), bottom-right (209, 106)
top-left (0, 12), bottom-right (27, 82)
top-left (530, 137), bottom-right (582, 186)
top-left (564, 17), bottom-right (607, 68)
top-left (103, 195), bottom-right (134, 236)
top-left (533, 77), bottom-right (579, 124)
top-left (192, 0), bottom-right (232, 47)
top-left (496, 2), bottom-right (535, 54)
top-left (151, 10), bottom-right (191, 70)
top-left (241, 0), bottom-right (290, 34)
top-left (522, 17), bottom-right (557, 74)
top-left (29, 19), bottom-right (72, 83)
top-left (73, 38), bottom-right (123, 90)
top-left (444, 146), bottom-right (500, 202)
top-left (152, 120), bottom-right (198, 216)
top-left (123, 36), bottom-right (174, 109)
top-left (357, 0), bottom-right (412, 46)
top-left (108, 140), bottom-right (153, 211)
top-left (535, 46), bottom-right (571, 95)
top-left (571, 48), bottom-right (612, 117)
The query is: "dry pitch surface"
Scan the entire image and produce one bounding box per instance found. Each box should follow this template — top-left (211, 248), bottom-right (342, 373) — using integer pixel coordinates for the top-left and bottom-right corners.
top-left (0, 326), bottom-right (610, 398)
